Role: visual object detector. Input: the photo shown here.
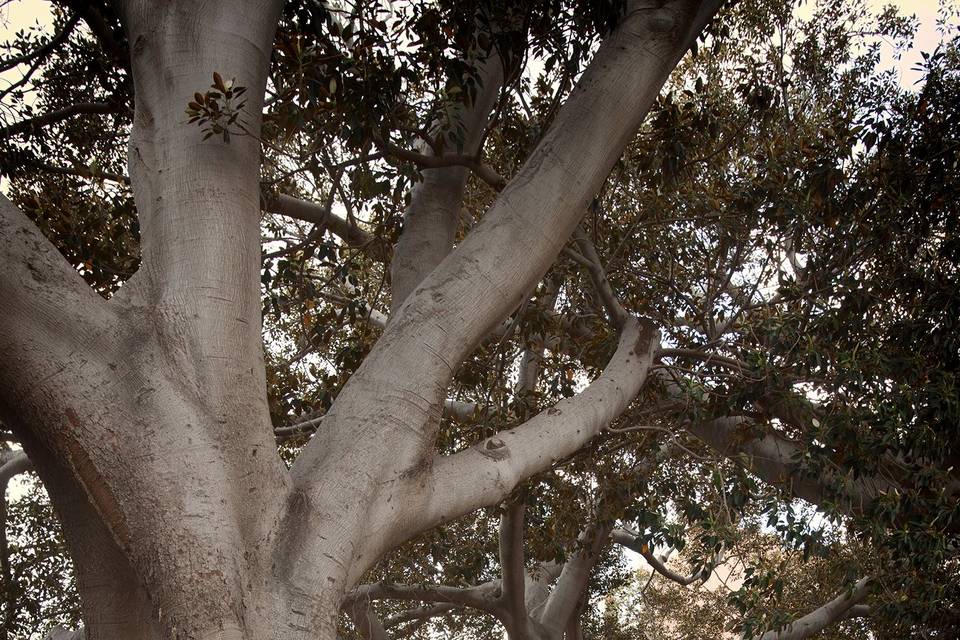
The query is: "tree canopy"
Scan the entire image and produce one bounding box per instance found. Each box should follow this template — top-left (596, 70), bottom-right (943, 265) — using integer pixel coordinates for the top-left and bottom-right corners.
top-left (1, 0), bottom-right (958, 639)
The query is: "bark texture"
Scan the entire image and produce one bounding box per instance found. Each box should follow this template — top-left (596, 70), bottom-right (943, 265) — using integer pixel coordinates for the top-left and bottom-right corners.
top-left (0, 1), bottom-right (726, 638)
top-left (389, 54), bottom-right (505, 312)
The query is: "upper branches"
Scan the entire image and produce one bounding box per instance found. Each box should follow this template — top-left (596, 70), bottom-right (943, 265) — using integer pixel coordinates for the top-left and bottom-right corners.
top-left (0, 13), bottom-right (79, 73)
top-left (0, 101), bottom-right (117, 139)
top-left (284, 5), bottom-right (726, 610)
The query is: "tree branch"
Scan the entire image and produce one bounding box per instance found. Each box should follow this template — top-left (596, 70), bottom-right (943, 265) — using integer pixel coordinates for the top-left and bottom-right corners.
top-left (525, 560), bottom-right (564, 620)
top-left (658, 347), bottom-right (754, 375)
top-left (388, 52), bottom-right (505, 312)
top-left (1, 450), bottom-right (32, 632)
top-left (383, 603), bottom-right (458, 628)
top-left (499, 499), bottom-right (528, 620)
top-left (540, 522), bottom-right (613, 634)
top-left (40, 626), bottom-right (86, 640)
top-left (263, 194), bottom-right (389, 260)
top-left (612, 529), bottom-right (706, 586)
top-left (655, 371), bottom-right (900, 516)
top-left (0, 102), bottom-right (116, 139)
top-left (22, 159), bottom-right (130, 184)
top-left (274, 397), bottom-right (488, 442)
top-left (378, 138), bottom-right (507, 191)
top-left (0, 193), bottom-right (117, 387)
top-left (0, 14), bottom-right (80, 73)
top-left (443, 398), bottom-right (486, 422)
top-left (0, 451), bottom-right (32, 485)
top-left (686, 415), bottom-right (896, 514)
top-left (347, 580), bottom-right (504, 616)
top-left (61, 0), bottom-right (129, 69)
top-left (422, 317), bottom-right (659, 535)
top-left (344, 600), bottom-right (389, 640)
top-left (750, 578), bottom-right (871, 640)
top-left (572, 226), bottom-right (628, 328)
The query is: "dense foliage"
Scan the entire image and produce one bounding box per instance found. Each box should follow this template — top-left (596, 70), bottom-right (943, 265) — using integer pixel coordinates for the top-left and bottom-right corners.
top-left (1, 0), bottom-right (958, 638)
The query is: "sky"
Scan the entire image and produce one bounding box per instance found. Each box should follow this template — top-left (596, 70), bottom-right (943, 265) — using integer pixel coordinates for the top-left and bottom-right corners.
top-left (798, 0), bottom-right (958, 86)
top-left (1, 0), bottom-right (958, 90)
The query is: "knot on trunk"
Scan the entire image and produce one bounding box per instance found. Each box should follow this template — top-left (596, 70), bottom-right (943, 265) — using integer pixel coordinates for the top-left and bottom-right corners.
top-left (481, 437), bottom-right (510, 460)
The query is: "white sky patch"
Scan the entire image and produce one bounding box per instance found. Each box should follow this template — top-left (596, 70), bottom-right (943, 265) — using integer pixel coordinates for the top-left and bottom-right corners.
top-left (796, 0), bottom-right (960, 89)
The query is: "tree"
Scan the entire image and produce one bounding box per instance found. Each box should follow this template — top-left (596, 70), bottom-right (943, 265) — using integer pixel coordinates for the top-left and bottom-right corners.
top-left (1, 0), bottom-right (958, 639)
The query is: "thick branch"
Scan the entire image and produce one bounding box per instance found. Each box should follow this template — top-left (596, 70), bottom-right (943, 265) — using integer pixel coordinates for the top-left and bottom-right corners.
top-left (499, 499), bottom-right (528, 620)
top-left (525, 561), bottom-right (563, 620)
top-left (656, 372), bottom-right (899, 515)
top-left (0, 451), bottom-right (31, 485)
top-left (540, 522), bottom-right (613, 634)
top-left (422, 317), bottom-right (659, 534)
top-left (686, 415), bottom-right (896, 514)
top-left (0, 194), bottom-right (115, 341)
top-left (389, 53), bottom-right (504, 312)
top-left (751, 578), bottom-right (871, 640)
top-left (0, 196), bottom-right (119, 450)
top-left (344, 601), bottom-right (389, 640)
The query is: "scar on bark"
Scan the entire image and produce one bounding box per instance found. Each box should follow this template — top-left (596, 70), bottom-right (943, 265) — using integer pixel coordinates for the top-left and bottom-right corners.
top-left (480, 437), bottom-right (509, 460)
top-left (62, 407), bottom-right (132, 547)
top-left (635, 317), bottom-right (658, 353)
top-left (399, 455), bottom-right (433, 479)
top-left (274, 489), bottom-right (313, 575)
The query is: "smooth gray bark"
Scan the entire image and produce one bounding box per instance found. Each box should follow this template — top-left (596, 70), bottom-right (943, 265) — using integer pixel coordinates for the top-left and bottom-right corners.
top-left (752, 578), bottom-right (871, 640)
top-left (0, 1), bottom-right (725, 638)
top-left (389, 54), bottom-right (505, 313)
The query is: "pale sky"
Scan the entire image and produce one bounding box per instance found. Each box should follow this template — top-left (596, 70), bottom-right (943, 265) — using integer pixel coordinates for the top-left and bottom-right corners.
top-left (1, 1), bottom-right (957, 80)
top-left (796, 0), bottom-right (958, 87)
top-left (1, 0), bottom-right (956, 100)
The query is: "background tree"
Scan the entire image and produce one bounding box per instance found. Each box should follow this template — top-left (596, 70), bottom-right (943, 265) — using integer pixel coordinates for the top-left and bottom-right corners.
top-left (1, 0), bottom-right (959, 639)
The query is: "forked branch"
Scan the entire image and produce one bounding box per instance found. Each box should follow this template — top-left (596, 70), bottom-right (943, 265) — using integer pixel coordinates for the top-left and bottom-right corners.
top-left (750, 578), bottom-right (872, 640)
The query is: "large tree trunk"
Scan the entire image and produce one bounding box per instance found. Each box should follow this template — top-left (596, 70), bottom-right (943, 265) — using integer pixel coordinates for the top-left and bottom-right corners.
top-left (0, 1), bottom-right (724, 638)
top-left (2, 1), bottom-right (295, 637)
